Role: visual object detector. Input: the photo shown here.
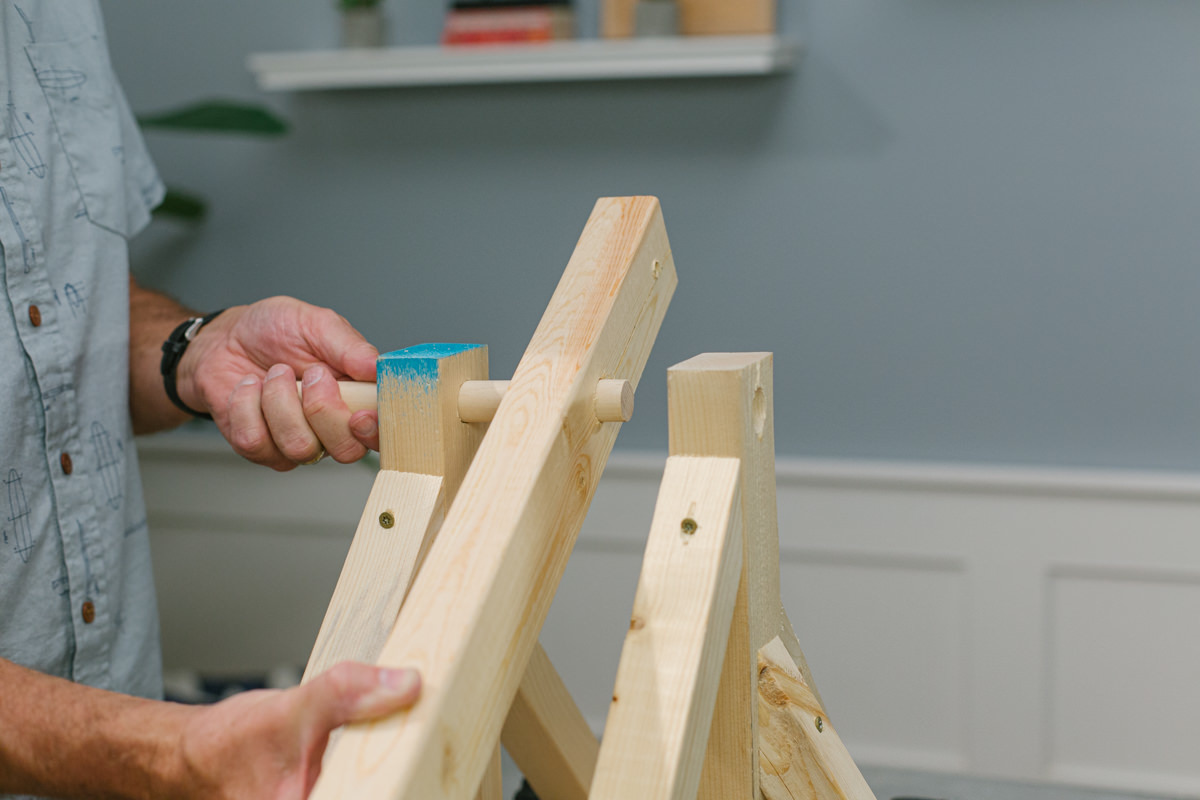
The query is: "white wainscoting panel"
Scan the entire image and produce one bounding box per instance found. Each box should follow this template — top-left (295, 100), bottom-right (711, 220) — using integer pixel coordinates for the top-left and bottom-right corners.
top-left (138, 434), bottom-right (1200, 798)
top-left (1049, 569), bottom-right (1200, 797)
top-left (781, 555), bottom-right (969, 773)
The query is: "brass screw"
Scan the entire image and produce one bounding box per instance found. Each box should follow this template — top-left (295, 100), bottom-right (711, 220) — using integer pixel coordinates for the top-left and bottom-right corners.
top-left (379, 511), bottom-right (395, 529)
top-left (681, 518), bottom-right (697, 535)
top-left (815, 717), bottom-right (824, 732)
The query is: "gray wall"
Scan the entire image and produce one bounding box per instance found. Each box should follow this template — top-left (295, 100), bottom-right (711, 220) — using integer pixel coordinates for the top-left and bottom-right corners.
top-left (104, 0), bottom-right (1200, 470)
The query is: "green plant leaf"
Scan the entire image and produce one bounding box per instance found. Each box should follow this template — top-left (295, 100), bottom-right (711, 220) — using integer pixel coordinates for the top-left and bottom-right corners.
top-left (137, 100), bottom-right (289, 136)
top-left (153, 188), bottom-right (208, 221)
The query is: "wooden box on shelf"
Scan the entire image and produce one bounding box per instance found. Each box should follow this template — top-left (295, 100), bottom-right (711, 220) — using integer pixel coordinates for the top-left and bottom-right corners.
top-left (602, 0), bottom-right (775, 38)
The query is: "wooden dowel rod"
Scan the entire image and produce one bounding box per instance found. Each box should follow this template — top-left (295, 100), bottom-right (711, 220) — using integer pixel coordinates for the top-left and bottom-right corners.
top-left (298, 378), bottom-right (634, 423)
top-left (325, 380), bottom-right (380, 414)
top-left (457, 380), bottom-right (511, 423)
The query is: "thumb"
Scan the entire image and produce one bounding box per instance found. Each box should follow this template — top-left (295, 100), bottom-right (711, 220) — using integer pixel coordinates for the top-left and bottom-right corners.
top-left (306, 662), bottom-right (422, 731)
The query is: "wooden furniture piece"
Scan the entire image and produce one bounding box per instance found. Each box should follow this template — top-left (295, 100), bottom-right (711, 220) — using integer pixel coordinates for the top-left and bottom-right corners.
top-left (302, 197), bottom-right (873, 800)
top-left (602, 0), bottom-right (776, 38)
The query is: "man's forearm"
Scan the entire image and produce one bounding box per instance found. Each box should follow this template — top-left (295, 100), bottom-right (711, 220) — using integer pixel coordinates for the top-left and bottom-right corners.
top-left (0, 658), bottom-right (185, 799)
top-left (128, 277), bottom-right (199, 435)
top-left (0, 658), bottom-right (423, 799)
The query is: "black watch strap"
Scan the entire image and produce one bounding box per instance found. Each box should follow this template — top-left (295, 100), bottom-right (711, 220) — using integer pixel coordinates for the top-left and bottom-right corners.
top-left (160, 309), bottom-right (225, 420)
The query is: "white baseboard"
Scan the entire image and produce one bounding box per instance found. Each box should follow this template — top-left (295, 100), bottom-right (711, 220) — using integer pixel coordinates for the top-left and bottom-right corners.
top-left (138, 433), bottom-right (1200, 797)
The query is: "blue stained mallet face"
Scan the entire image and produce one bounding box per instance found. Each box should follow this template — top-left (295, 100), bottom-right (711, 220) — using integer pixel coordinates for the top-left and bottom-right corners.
top-left (377, 343), bottom-right (486, 388)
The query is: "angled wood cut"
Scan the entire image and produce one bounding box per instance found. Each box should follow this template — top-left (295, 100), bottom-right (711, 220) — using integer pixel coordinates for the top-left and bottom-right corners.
top-left (310, 196), bottom-right (676, 800)
top-left (758, 637), bottom-right (876, 800)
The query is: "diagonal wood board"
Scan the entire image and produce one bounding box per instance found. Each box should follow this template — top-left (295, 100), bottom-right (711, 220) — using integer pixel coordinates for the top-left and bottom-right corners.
top-left (310, 196), bottom-right (676, 800)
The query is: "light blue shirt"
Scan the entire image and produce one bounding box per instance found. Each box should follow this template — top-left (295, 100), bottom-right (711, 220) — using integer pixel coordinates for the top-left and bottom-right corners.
top-left (0, 0), bottom-right (165, 739)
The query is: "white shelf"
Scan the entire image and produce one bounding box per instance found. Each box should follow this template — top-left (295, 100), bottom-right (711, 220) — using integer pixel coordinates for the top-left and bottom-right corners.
top-left (248, 35), bottom-right (799, 91)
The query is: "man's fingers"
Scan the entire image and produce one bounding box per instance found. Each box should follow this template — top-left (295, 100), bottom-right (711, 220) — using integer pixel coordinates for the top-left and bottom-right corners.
top-left (305, 662), bottom-right (421, 732)
top-left (225, 375), bottom-right (293, 471)
top-left (261, 364), bottom-right (325, 465)
top-left (300, 365), bottom-right (367, 463)
top-left (349, 410), bottom-right (380, 452)
top-left (302, 309), bottom-right (379, 384)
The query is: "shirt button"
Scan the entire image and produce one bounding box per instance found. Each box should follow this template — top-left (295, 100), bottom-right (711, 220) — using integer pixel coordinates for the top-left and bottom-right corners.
top-left (81, 601), bottom-right (96, 624)
top-left (28, 304), bottom-right (42, 327)
top-left (60, 452), bottom-right (73, 475)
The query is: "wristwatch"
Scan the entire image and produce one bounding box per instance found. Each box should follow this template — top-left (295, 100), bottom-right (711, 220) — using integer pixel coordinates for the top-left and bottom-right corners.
top-left (160, 309), bottom-right (225, 419)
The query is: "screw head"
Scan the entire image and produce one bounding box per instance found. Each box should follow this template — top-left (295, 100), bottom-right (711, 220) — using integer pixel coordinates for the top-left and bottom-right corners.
top-left (815, 716), bottom-right (824, 732)
top-left (379, 511), bottom-right (395, 529)
top-left (680, 518), bottom-right (698, 535)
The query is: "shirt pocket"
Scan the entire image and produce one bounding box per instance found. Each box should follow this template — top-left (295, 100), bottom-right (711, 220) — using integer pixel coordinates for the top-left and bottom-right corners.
top-left (25, 35), bottom-right (164, 239)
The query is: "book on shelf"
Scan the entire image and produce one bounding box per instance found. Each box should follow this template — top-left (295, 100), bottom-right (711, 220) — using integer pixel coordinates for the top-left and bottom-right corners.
top-left (442, 0), bottom-right (575, 45)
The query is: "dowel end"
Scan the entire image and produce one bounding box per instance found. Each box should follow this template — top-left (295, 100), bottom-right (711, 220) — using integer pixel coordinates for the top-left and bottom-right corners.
top-left (595, 379), bottom-right (634, 423)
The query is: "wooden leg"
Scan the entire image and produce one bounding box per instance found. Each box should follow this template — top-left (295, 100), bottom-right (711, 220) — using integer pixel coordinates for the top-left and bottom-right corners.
top-left (590, 456), bottom-right (744, 800)
top-left (503, 644), bottom-right (599, 800)
top-left (310, 197), bottom-right (676, 800)
top-left (668, 353), bottom-right (782, 800)
top-left (758, 637), bottom-right (876, 800)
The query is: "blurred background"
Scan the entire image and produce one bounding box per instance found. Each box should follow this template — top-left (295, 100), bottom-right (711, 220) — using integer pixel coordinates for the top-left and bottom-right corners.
top-left (110, 0), bottom-right (1200, 471)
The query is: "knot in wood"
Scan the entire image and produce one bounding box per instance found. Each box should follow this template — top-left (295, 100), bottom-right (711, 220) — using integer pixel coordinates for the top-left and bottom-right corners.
top-left (758, 667), bottom-right (791, 709)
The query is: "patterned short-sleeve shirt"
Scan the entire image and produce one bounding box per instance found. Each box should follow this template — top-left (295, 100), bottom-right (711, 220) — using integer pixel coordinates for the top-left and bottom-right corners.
top-left (0, 0), bottom-right (165, 729)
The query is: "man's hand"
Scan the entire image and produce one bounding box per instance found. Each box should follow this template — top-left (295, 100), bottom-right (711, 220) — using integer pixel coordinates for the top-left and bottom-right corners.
top-left (0, 657), bottom-right (419, 800)
top-left (174, 297), bottom-right (381, 470)
top-left (173, 662), bottom-right (420, 800)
